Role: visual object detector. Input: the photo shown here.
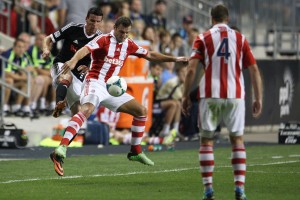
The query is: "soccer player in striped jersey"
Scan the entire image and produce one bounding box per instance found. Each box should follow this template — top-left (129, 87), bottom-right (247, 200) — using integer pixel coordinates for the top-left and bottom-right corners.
top-left (182, 4), bottom-right (263, 200)
top-left (42, 7), bottom-right (103, 118)
top-left (49, 16), bottom-right (188, 176)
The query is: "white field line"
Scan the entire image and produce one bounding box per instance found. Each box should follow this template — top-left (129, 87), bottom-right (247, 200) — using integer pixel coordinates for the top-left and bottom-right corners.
top-left (0, 160), bottom-right (299, 184)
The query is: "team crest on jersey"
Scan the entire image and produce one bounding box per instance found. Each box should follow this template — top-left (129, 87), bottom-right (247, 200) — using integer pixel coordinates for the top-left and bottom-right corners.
top-left (104, 56), bottom-right (124, 66)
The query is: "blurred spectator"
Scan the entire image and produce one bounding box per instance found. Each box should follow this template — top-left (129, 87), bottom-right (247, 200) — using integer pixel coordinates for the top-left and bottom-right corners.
top-left (102, 18), bottom-right (115, 34)
top-left (26, 1), bottom-right (57, 35)
top-left (170, 33), bottom-right (186, 56)
top-left (145, 0), bottom-right (167, 31)
top-left (131, 19), bottom-right (145, 40)
top-left (185, 27), bottom-right (199, 56)
top-left (113, 1), bottom-right (130, 19)
top-left (57, 0), bottom-right (95, 27)
top-left (1, 38), bottom-right (43, 118)
top-left (142, 25), bottom-right (159, 51)
top-left (18, 32), bottom-right (46, 116)
top-left (158, 30), bottom-right (171, 54)
top-left (155, 63), bottom-right (187, 145)
top-left (97, 0), bottom-right (113, 20)
top-left (27, 33), bottom-right (55, 113)
top-left (0, 1), bottom-right (23, 38)
top-left (160, 56), bottom-right (176, 85)
top-left (129, 0), bottom-right (145, 22)
top-left (178, 15), bottom-right (194, 40)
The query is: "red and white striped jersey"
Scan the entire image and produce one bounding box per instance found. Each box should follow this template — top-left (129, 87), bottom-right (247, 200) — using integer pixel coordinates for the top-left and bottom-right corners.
top-left (190, 24), bottom-right (256, 99)
top-left (85, 30), bottom-right (148, 82)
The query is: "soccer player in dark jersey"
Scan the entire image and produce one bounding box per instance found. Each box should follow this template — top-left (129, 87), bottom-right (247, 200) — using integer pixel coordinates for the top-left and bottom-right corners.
top-left (42, 7), bottom-right (103, 118)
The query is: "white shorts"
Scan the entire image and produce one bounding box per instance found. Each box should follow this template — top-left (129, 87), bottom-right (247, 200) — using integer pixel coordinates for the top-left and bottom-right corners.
top-left (198, 98), bottom-right (245, 138)
top-left (80, 78), bottom-right (133, 112)
top-left (50, 62), bottom-right (83, 108)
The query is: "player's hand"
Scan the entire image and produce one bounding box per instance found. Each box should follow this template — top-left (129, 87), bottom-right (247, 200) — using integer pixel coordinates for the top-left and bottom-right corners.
top-left (61, 60), bottom-right (76, 74)
top-left (78, 65), bottom-right (89, 75)
top-left (42, 49), bottom-right (51, 60)
top-left (252, 100), bottom-right (262, 118)
top-left (175, 57), bottom-right (189, 64)
top-left (182, 96), bottom-right (192, 117)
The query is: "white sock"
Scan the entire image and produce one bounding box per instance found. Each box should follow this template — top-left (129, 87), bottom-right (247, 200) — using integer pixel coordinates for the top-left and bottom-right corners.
top-left (50, 101), bottom-right (56, 110)
top-left (31, 101), bottom-right (37, 110)
top-left (172, 122), bottom-right (179, 132)
top-left (40, 97), bottom-right (46, 109)
top-left (22, 105), bottom-right (31, 112)
top-left (3, 104), bottom-right (10, 111)
top-left (161, 124), bottom-right (170, 136)
top-left (12, 104), bottom-right (21, 112)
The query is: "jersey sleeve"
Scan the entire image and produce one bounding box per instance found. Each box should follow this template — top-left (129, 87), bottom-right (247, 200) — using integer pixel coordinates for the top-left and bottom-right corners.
top-left (190, 35), bottom-right (204, 61)
top-left (242, 39), bottom-right (256, 68)
top-left (85, 35), bottom-right (102, 52)
top-left (129, 40), bottom-right (148, 57)
top-left (50, 22), bottom-right (75, 43)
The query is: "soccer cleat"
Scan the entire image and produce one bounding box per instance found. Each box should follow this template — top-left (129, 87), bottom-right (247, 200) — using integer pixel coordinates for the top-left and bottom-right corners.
top-left (50, 152), bottom-right (64, 176)
top-left (127, 152), bottom-right (154, 166)
top-left (52, 100), bottom-right (66, 118)
top-left (202, 187), bottom-right (215, 200)
top-left (235, 186), bottom-right (247, 200)
top-left (162, 130), bottom-right (176, 145)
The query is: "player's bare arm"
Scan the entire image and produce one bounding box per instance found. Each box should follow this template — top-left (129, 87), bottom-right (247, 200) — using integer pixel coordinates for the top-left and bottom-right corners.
top-left (42, 35), bottom-right (53, 59)
top-left (248, 63), bottom-right (263, 118)
top-left (61, 47), bottom-right (90, 75)
top-left (144, 51), bottom-right (189, 64)
top-left (182, 58), bottom-right (199, 116)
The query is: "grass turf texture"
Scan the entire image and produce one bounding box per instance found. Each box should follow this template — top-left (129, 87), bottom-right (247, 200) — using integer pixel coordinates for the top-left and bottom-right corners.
top-left (0, 145), bottom-right (299, 199)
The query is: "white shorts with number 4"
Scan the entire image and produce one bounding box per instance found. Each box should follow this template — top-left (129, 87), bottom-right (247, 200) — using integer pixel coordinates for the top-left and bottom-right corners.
top-left (198, 98), bottom-right (245, 138)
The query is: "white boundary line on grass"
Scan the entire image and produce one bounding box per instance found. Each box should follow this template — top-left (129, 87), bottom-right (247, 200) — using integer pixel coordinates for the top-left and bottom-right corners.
top-left (0, 160), bottom-right (299, 184)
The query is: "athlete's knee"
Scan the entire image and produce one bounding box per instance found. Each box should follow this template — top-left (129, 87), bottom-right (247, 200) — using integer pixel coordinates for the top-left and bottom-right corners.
top-left (59, 73), bottom-right (73, 83)
top-left (230, 135), bottom-right (244, 145)
top-left (135, 105), bottom-right (147, 117)
top-left (80, 103), bottom-right (95, 119)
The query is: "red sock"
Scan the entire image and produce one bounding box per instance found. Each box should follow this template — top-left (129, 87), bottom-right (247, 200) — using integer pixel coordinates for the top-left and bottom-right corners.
top-left (130, 116), bottom-right (146, 154)
top-left (60, 112), bottom-right (86, 146)
top-left (232, 144), bottom-right (246, 186)
top-left (199, 145), bottom-right (214, 188)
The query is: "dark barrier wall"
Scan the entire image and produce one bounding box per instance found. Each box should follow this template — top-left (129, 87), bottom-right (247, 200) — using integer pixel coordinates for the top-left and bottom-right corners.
top-left (244, 60), bottom-right (300, 125)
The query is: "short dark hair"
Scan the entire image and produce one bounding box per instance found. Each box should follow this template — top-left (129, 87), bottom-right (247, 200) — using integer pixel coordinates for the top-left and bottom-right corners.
top-left (86, 7), bottom-right (103, 18)
top-left (155, 0), bottom-right (166, 5)
top-left (210, 4), bottom-right (229, 22)
top-left (114, 16), bottom-right (132, 28)
top-left (13, 38), bottom-right (25, 47)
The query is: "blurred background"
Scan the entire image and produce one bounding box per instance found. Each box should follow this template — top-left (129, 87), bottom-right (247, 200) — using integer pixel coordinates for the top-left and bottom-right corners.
top-left (0, 0), bottom-right (299, 148)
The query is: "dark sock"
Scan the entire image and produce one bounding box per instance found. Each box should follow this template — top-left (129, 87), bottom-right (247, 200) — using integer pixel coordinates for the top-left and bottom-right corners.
top-left (56, 80), bottom-right (70, 103)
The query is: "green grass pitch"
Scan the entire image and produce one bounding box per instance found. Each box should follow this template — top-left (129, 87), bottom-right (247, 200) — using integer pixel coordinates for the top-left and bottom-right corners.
top-left (0, 145), bottom-right (299, 199)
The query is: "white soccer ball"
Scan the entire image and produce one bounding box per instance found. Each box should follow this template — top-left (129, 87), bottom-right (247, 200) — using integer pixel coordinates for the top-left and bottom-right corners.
top-left (106, 76), bottom-right (127, 97)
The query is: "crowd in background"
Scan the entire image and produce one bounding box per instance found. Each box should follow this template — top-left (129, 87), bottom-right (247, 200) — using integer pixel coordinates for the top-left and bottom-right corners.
top-left (0, 0), bottom-right (201, 142)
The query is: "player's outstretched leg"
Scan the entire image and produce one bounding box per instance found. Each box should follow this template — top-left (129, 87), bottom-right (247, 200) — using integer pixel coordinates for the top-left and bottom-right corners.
top-left (49, 145), bottom-right (67, 176)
